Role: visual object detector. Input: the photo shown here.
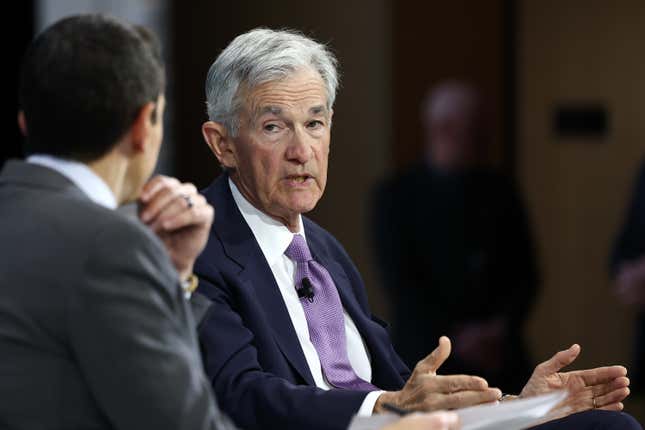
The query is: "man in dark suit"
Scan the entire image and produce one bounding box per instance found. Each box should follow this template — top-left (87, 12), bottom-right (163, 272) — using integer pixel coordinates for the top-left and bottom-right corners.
top-left (195, 28), bottom-right (636, 430)
top-left (0, 14), bottom-right (236, 430)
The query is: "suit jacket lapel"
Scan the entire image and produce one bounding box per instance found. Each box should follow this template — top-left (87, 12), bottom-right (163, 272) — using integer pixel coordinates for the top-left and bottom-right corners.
top-left (206, 175), bottom-right (315, 385)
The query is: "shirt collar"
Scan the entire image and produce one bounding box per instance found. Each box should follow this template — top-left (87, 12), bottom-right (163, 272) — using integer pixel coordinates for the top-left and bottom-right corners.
top-left (229, 177), bottom-right (304, 266)
top-left (27, 154), bottom-right (117, 209)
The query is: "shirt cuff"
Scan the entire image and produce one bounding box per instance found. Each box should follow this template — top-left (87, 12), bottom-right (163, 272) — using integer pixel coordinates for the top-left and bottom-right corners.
top-left (357, 390), bottom-right (386, 417)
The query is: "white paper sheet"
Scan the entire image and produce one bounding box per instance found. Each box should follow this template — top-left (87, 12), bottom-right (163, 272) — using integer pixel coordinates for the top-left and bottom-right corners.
top-left (457, 390), bottom-right (567, 430)
top-left (348, 390), bottom-right (567, 430)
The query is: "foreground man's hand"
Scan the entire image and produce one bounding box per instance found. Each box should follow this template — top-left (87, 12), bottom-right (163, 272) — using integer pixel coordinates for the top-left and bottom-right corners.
top-left (374, 336), bottom-right (501, 413)
top-left (139, 175), bottom-right (214, 279)
top-left (520, 344), bottom-right (630, 420)
top-left (380, 412), bottom-right (460, 430)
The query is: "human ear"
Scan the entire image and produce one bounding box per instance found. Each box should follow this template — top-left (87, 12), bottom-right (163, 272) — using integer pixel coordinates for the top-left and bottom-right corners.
top-left (202, 121), bottom-right (237, 169)
top-left (130, 102), bottom-right (157, 153)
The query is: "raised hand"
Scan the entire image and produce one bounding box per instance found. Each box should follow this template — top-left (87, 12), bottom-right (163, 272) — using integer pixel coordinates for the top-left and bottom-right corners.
top-left (520, 344), bottom-right (630, 420)
top-left (374, 337), bottom-right (501, 413)
top-left (139, 175), bottom-right (214, 279)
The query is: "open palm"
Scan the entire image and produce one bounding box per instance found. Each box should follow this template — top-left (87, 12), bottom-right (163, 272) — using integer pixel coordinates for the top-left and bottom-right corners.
top-left (520, 344), bottom-right (629, 420)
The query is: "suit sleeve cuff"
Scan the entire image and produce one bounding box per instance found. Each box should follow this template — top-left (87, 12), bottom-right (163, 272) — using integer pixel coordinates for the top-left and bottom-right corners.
top-left (357, 390), bottom-right (385, 417)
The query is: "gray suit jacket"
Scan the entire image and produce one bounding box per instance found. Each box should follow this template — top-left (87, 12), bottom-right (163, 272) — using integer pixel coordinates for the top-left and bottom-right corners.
top-left (0, 160), bottom-right (237, 430)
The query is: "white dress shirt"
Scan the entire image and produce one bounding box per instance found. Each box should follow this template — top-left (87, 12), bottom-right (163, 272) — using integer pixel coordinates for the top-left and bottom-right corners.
top-left (229, 179), bottom-right (383, 416)
top-left (27, 154), bottom-right (117, 209)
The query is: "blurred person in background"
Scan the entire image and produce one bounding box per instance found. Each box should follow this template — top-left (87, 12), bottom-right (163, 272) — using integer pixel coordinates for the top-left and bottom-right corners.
top-left (371, 81), bottom-right (538, 393)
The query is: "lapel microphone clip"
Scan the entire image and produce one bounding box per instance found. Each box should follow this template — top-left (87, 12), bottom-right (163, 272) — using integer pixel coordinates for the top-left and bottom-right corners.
top-left (298, 277), bottom-right (315, 303)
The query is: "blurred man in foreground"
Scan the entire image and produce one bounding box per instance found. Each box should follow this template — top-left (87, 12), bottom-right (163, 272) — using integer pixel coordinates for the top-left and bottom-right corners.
top-left (0, 14), bottom-right (235, 429)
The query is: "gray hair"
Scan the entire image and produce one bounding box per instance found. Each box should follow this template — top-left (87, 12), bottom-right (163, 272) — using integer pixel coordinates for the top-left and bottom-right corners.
top-left (205, 28), bottom-right (339, 136)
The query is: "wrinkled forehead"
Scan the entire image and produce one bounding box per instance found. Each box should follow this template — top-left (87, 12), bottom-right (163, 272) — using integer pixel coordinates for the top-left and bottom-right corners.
top-left (239, 68), bottom-right (330, 116)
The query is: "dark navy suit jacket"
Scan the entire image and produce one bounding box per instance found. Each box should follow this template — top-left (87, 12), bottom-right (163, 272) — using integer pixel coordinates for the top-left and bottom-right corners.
top-left (195, 174), bottom-right (410, 430)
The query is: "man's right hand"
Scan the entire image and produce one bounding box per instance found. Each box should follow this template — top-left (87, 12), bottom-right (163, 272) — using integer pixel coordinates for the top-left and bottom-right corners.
top-left (138, 175), bottom-right (214, 280)
top-left (374, 337), bottom-right (501, 413)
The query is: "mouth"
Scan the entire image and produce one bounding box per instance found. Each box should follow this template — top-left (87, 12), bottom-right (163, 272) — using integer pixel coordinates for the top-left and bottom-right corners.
top-left (285, 174), bottom-right (314, 186)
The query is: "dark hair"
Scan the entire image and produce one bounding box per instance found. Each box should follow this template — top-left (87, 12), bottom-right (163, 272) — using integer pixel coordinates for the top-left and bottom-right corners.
top-left (19, 14), bottom-right (165, 162)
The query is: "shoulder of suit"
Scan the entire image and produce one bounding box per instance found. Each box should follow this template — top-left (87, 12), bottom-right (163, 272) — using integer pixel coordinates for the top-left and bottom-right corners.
top-left (50, 197), bottom-right (172, 269)
top-left (84, 208), bottom-right (179, 291)
top-left (95, 208), bottom-right (169, 258)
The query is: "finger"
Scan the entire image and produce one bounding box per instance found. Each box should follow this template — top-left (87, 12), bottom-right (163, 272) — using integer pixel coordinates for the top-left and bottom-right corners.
top-left (570, 366), bottom-right (627, 386)
top-left (590, 376), bottom-right (630, 398)
top-left (149, 194), bottom-right (195, 230)
top-left (598, 402), bottom-right (624, 412)
top-left (415, 336), bottom-right (452, 375)
top-left (149, 193), bottom-right (207, 232)
top-left (535, 344), bottom-right (580, 375)
top-left (139, 175), bottom-right (165, 201)
top-left (140, 175), bottom-right (179, 202)
top-left (594, 387), bottom-right (630, 408)
top-left (141, 182), bottom-right (197, 224)
top-left (160, 199), bottom-right (213, 231)
top-left (139, 178), bottom-right (184, 222)
top-left (428, 388), bottom-right (502, 410)
top-left (428, 374), bottom-right (489, 393)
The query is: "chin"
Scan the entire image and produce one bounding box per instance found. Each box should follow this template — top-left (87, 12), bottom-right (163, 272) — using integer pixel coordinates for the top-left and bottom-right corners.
top-left (289, 199), bottom-right (319, 215)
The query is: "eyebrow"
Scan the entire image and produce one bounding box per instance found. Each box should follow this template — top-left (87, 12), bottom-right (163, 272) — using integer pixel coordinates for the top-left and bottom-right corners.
top-left (255, 104), bottom-right (329, 118)
top-left (257, 106), bottom-right (283, 116)
top-left (309, 105), bottom-right (328, 116)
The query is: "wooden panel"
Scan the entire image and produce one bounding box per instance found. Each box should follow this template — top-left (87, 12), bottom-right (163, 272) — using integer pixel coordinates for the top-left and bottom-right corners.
top-left (518, 0), bottom-right (645, 381)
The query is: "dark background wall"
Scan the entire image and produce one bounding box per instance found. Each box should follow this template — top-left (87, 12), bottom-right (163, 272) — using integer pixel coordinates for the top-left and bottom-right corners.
top-left (3, 1), bottom-right (33, 169)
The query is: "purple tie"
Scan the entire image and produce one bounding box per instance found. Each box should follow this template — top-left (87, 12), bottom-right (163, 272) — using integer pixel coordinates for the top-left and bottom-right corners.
top-left (285, 234), bottom-right (377, 391)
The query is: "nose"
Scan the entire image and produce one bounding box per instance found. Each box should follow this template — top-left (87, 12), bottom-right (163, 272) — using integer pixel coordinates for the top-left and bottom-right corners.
top-left (285, 128), bottom-right (313, 164)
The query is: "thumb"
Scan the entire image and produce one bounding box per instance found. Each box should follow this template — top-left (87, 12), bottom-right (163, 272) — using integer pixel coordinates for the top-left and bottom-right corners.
top-left (538, 344), bottom-right (580, 375)
top-left (416, 336), bottom-right (452, 375)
